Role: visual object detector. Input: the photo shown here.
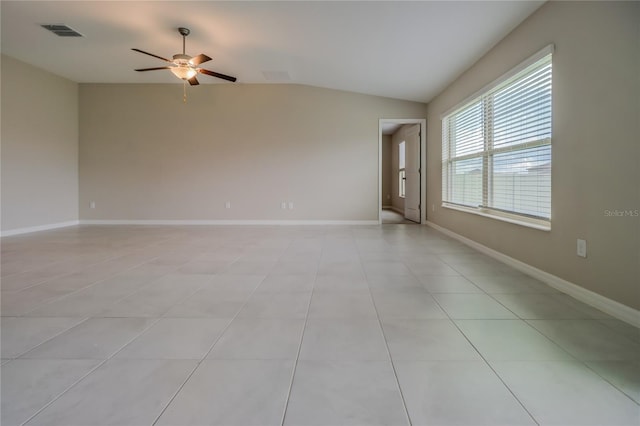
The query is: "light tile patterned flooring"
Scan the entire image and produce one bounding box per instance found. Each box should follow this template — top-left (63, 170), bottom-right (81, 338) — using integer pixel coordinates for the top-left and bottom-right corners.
top-left (1, 225), bottom-right (639, 426)
top-left (381, 209), bottom-right (417, 224)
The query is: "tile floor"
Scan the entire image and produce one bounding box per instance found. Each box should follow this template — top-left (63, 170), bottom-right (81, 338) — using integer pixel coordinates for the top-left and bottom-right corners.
top-left (1, 224), bottom-right (639, 426)
top-left (381, 209), bottom-right (418, 225)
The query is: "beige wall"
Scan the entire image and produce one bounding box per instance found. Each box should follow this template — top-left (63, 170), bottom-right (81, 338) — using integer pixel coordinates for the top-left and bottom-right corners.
top-left (381, 135), bottom-right (392, 207)
top-left (79, 84), bottom-right (426, 221)
top-left (426, 1), bottom-right (640, 309)
top-left (1, 55), bottom-right (79, 232)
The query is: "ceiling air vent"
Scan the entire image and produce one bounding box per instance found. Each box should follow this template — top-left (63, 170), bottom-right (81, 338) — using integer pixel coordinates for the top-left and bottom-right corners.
top-left (41, 24), bottom-right (83, 37)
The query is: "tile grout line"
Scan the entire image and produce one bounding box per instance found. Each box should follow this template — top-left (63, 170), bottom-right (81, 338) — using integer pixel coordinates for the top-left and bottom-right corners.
top-left (522, 318), bottom-right (640, 407)
top-left (409, 248), bottom-right (542, 425)
top-left (9, 316), bottom-right (92, 360)
top-left (581, 362), bottom-right (640, 406)
top-left (446, 317), bottom-right (542, 425)
top-left (279, 237), bottom-right (320, 426)
top-left (434, 252), bottom-right (529, 320)
top-left (4, 234), bottom-right (177, 294)
top-left (441, 250), bottom-right (640, 408)
top-left (11, 232), bottom-right (243, 425)
top-left (437, 248), bottom-right (640, 408)
top-left (2, 232), bottom-right (184, 319)
top-left (16, 251), bottom-right (177, 317)
top-left (357, 245), bottom-right (413, 426)
top-left (2, 257), bottom-right (70, 280)
top-left (382, 235), bottom-right (544, 425)
top-left (149, 249), bottom-right (271, 426)
top-left (18, 357), bottom-right (111, 426)
top-left (2, 255), bottom-right (118, 290)
top-left (18, 315), bottom-right (162, 426)
top-left (420, 259), bottom-right (541, 425)
top-left (25, 235), bottom-right (224, 315)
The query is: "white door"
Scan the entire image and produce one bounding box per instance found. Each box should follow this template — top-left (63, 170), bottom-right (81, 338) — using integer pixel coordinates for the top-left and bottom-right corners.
top-left (404, 124), bottom-right (421, 223)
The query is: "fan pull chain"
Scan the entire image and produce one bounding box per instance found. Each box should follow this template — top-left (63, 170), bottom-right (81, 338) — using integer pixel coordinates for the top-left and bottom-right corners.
top-left (183, 81), bottom-right (187, 104)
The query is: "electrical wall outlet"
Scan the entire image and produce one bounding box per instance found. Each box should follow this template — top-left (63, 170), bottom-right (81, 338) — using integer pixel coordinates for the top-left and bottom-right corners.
top-left (90, 201), bottom-right (96, 209)
top-left (281, 202), bottom-right (287, 209)
top-left (225, 201), bottom-right (231, 209)
top-left (577, 239), bottom-right (587, 258)
top-left (288, 202), bottom-right (294, 210)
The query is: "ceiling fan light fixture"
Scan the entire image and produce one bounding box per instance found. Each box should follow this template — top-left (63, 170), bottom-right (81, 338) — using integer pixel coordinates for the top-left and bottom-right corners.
top-left (170, 65), bottom-right (197, 80)
top-left (132, 27), bottom-right (237, 89)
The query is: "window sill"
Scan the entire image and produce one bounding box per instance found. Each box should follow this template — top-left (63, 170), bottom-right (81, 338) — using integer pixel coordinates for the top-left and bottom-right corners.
top-left (441, 203), bottom-right (551, 231)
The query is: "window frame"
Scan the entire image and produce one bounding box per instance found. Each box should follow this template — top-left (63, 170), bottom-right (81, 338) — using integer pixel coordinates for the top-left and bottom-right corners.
top-left (441, 45), bottom-right (554, 231)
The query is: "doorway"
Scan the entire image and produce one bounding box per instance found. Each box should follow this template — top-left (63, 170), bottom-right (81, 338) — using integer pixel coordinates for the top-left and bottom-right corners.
top-left (379, 119), bottom-right (426, 224)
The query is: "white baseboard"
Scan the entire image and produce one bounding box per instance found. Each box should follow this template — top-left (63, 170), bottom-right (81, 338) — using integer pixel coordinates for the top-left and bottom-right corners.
top-left (382, 205), bottom-right (393, 209)
top-left (80, 219), bottom-right (379, 226)
top-left (1, 220), bottom-right (79, 237)
top-left (426, 221), bottom-right (640, 328)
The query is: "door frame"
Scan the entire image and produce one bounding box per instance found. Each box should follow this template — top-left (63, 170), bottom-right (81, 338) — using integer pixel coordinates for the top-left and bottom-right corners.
top-left (378, 118), bottom-right (427, 224)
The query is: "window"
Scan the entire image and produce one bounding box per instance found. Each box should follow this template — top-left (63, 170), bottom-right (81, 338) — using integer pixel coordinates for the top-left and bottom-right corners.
top-left (442, 46), bottom-right (553, 228)
top-left (399, 141), bottom-right (406, 198)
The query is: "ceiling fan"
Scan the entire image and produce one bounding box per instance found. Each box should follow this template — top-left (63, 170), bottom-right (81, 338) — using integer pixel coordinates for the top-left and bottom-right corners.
top-left (132, 27), bottom-right (237, 86)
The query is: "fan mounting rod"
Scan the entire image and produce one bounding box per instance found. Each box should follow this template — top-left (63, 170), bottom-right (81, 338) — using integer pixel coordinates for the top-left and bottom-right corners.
top-left (178, 27), bottom-right (190, 54)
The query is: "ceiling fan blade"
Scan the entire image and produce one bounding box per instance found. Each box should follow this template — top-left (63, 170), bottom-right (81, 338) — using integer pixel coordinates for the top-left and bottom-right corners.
top-left (188, 76), bottom-right (200, 86)
top-left (135, 67), bottom-right (172, 72)
top-left (190, 54), bottom-right (212, 66)
top-left (198, 68), bottom-right (237, 82)
top-left (131, 48), bottom-right (171, 62)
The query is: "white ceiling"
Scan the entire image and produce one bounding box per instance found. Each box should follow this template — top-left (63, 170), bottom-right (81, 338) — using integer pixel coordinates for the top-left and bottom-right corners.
top-left (0, 1), bottom-right (544, 103)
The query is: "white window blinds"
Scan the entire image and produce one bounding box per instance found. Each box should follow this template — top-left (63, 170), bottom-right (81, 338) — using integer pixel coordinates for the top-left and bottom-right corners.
top-left (442, 49), bottom-right (552, 223)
